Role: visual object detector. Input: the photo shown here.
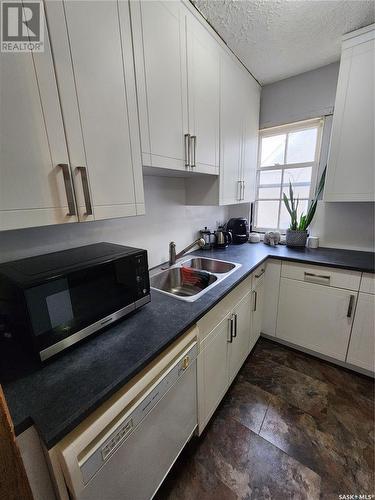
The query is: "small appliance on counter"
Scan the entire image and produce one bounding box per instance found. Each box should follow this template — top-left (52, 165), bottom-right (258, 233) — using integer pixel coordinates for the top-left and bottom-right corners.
top-left (200, 226), bottom-right (215, 250)
top-left (249, 233), bottom-right (261, 243)
top-left (225, 218), bottom-right (249, 244)
top-left (0, 243), bottom-right (150, 364)
top-left (214, 226), bottom-right (232, 249)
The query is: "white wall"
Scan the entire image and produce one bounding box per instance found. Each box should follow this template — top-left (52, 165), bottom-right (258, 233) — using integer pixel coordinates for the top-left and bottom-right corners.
top-left (0, 175), bottom-right (229, 268)
top-left (260, 62), bottom-right (374, 252)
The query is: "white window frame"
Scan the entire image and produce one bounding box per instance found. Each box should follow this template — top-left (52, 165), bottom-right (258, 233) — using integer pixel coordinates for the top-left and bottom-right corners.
top-left (254, 118), bottom-right (324, 233)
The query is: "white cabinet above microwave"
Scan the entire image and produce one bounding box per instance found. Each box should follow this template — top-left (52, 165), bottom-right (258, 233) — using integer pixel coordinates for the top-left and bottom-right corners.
top-left (0, 0), bottom-right (145, 232)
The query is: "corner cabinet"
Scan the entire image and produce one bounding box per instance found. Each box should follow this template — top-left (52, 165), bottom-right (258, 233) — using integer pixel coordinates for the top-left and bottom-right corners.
top-left (324, 24), bottom-right (375, 202)
top-left (0, 0), bottom-right (144, 232)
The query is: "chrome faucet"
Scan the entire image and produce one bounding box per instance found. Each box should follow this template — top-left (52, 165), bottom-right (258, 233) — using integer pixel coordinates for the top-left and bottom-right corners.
top-left (169, 238), bottom-right (205, 266)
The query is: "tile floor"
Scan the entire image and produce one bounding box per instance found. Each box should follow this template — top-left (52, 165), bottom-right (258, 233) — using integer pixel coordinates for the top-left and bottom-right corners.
top-left (155, 338), bottom-right (374, 500)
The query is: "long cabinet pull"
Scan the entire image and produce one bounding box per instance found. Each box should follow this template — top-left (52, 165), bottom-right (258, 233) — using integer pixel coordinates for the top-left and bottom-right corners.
top-left (58, 164), bottom-right (76, 216)
top-left (241, 181), bottom-right (245, 200)
top-left (304, 271), bottom-right (331, 285)
top-left (347, 295), bottom-right (355, 318)
top-left (184, 134), bottom-right (190, 168)
top-left (76, 167), bottom-right (93, 216)
top-left (190, 135), bottom-right (196, 168)
top-left (228, 316), bottom-right (234, 343)
top-left (232, 313), bottom-right (237, 338)
top-left (237, 180), bottom-right (242, 201)
top-left (253, 290), bottom-right (257, 312)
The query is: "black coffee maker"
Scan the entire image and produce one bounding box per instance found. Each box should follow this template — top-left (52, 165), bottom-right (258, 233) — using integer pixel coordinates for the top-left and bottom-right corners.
top-left (226, 218), bottom-right (249, 244)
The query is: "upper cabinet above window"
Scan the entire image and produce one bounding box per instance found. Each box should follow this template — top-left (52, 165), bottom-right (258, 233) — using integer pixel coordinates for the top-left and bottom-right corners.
top-left (324, 24), bottom-right (375, 202)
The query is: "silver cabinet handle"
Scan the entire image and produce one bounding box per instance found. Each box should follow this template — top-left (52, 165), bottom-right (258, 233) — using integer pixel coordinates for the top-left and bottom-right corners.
top-left (237, 180), bottom-right (242, 201)
top-left (253, 290), bottom-right (257, 312)
top-left (190, 135), bottom-right (196, 168)
top-left (228, 316), bottom-right (234, 343)
top-left (184, 134), bottom-right (190, 168)
top-left (232, 313), bottom-right (237, 338)
top-left (241, 181), bottom-right (245, 200)
top-left (304, 271), bottom-right (331, 285)
top-left (76, 166), bottom-right (93, 216)
top-left (58, 164), bottom-right (76, 216)
top-left (347, 295), bottom-right (355, 318)
top-left (255, 269), bottom-right (265, 279)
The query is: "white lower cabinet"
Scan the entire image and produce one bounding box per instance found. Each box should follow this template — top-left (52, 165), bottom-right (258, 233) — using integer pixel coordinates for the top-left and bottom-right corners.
top-left (250, 268), bottom-right (265, 351)
top-left (228, 292), bottom-right (252, 384)
top-left (198, 314), bottom-right (231, 430)
top-left (276, 278), bottom-right (357, 361)
top-left (346, 292), bottom-right (375, 372)
top-left (197, 278), bottom-right (254, 432)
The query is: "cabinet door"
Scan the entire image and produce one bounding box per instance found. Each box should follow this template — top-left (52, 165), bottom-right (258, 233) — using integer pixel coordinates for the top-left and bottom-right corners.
top-left (186, 15), bottom-right (220, 174)
top-left (346, 292), bottom-right (375, 372)
top-left (277, 278), bottom-right (356, 361)
top-left (325, 35), bottom-right (374, 201)
top-left (219, 54), bottom-right (243, 204)
top-left (131, 1), bottom-right (188, 171)
top-left (251, 275), bottom-right (265, 352)
top-left (198, 314), bottom-right (230, 431)
top-left (0, 22), bottom-right (77, 230)
top-left (228, 292), bottom-right (252, 383)
top-left (262, 260), bottom-right (281, 337)
top-left (241, 74), bottom-right (260, 203)
top-left (51, 0), bottom-right (143, 221)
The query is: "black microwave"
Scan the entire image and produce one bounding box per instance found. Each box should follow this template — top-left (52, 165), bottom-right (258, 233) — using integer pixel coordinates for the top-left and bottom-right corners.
top-left (0, 243), bottom-right (150, 363)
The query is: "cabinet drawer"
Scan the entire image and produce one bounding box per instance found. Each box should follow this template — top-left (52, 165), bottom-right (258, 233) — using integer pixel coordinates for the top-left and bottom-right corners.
top-left (281, 262), bottom-right (361, 291)
top-left (360, 273), bottom-right (375, 294)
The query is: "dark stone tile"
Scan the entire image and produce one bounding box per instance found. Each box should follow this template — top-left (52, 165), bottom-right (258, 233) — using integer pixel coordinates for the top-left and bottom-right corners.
top-left (216, 379), bottom-right (271, 434)
top-left (316, 390), bottom-right (375, 448)
top-left (196, 414), bottom-right (321, 499)
top-left (253, 339), bottom-right (375, 403)
top-left (259, 396), bottom-right (374, 497)
top-left (155, 454), bottom-right (237, 500)
top-left (239, 355), bottom-right (330, 419)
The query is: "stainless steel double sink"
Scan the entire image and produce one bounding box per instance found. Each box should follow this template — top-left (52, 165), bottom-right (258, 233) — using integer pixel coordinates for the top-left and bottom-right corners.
top-left (150, 257), bottom-right (241, 302)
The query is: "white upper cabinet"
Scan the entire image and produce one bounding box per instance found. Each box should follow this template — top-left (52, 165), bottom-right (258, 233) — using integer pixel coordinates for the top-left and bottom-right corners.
top-left (220, 54), bottom-right (244, 204)
top-left (131, 1), bottom-right (188, 172)
top-left (46, 0), bottom-right (144, 220)
top-left (324, 25), bottom-right (375, 202)
top-left (0, 19), bottom-right (77, 230)
top-left (186, 14), bottom-right (220, 174)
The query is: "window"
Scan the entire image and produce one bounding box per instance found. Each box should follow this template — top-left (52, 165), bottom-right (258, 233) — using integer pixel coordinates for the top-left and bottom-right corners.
top-left (254, 119), bottom-right (323, 232)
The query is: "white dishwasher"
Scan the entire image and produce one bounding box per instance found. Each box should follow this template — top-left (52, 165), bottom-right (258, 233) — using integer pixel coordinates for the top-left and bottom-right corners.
top-left (56, 341), bottom-right (198, 500)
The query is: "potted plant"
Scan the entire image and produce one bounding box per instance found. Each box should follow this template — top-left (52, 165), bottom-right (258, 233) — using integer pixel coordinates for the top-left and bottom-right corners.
top-left (283, 168), bottom-right (326, 247)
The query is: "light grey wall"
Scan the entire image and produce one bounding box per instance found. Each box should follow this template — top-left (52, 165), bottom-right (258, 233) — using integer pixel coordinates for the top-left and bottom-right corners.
top-left (0, 175), bottom-right (229, 268)
top-left (260, 63), bottom-right (374, 252)
top-left (260, 62), bottom-right (340, 129)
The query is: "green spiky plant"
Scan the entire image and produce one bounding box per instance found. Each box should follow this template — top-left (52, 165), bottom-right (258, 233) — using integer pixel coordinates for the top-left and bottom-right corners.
top-left (283, 167), bottom-right (326, 231)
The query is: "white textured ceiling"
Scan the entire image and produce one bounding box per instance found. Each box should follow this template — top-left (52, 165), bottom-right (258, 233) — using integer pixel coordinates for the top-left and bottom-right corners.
top-left (193, 0), bottom-right (375, 84)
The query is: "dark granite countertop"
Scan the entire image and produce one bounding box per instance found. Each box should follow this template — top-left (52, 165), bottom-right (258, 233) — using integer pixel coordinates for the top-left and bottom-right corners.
top-left (2, 244), bottom-right (374, 448)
